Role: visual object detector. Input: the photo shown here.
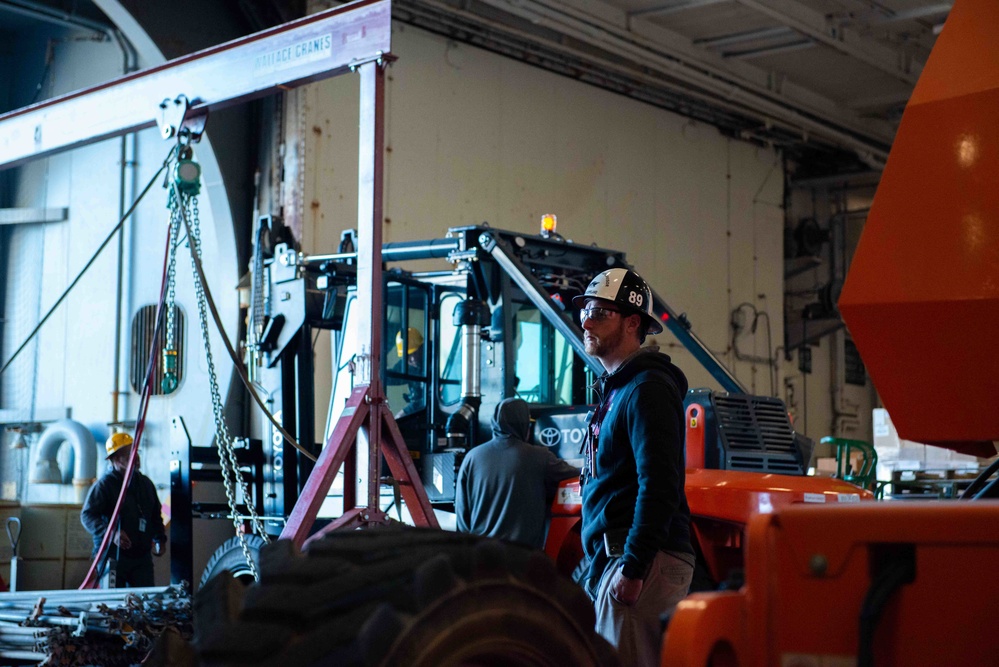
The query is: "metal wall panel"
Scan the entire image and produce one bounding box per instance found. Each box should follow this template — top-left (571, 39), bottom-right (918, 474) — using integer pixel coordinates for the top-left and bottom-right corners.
top-left (302, 20), bottom-right (784, 403)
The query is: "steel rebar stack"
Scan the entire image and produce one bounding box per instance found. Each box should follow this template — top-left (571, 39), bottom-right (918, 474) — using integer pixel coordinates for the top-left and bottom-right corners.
top-left (0, 585), bottom-right (191, 666)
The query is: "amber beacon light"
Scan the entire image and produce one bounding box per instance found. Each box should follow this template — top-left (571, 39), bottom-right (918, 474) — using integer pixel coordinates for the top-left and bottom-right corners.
top-left (540, 213), bottom-right (557, 237)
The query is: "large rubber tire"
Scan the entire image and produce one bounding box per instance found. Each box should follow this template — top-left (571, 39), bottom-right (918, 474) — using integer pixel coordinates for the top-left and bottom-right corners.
top-left (185, 526), bottom-right (619, 666)
top-left (199, 534), bottom-right (266, 590)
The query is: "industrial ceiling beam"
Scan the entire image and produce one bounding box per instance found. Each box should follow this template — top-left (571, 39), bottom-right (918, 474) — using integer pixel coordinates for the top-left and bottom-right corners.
top-left (869, 3), bottom-right (952, 25)
top-left (726, 38), bottom-right (814, 60)
top-left (449, 0), bottom-right (893, 162)
top-left (628, 0), bottom-right (730, 19)
top-left (694, 25), bottom-right (796, 49)
top-left (847, 89), bottom-right (912, 112)
top-left (0, 0), bottom-right (391, 170)
top-left (734, 0), bottom-right (920, 85)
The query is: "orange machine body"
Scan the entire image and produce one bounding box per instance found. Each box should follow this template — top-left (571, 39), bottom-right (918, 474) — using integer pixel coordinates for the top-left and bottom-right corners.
top-left (685, 403), bottom-right (706, 469)
top-left (663, 502), bottom-right (999, 667)
top-left (547, 478), bottom-right (585, 574)
top-left (837, 0), bottom-right (999, 456)
top-left (546, 470), bottom-right (873, 583)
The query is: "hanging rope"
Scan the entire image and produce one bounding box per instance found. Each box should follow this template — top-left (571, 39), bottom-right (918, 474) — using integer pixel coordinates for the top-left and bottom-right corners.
top-left (35, 134), bottom-right (320, 585)
top-left (80, 223), bottom-right (174, 589)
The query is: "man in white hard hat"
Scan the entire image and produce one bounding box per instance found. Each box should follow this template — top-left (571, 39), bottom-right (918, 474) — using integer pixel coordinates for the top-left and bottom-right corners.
top-left (572, 268), bottom-right (694, 667)
top-left (81, 433), bottom-right (166, 587)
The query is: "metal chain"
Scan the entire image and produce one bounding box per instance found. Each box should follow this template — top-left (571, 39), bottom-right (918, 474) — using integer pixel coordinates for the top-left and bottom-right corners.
top-left (164, 196), bottom-right (178, 348)
top-left (176, 190), bottom-right (268, 582)
top-left (188, 193), bottom-right (268, 542)
top-left (184, 195), bottom-right (261, 581)
top-left (161, 192), bottom-right (181, 394)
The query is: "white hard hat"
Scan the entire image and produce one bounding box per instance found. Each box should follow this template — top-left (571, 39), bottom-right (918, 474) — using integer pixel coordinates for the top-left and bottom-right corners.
top-left (572, 268), bottom-right (663, 335)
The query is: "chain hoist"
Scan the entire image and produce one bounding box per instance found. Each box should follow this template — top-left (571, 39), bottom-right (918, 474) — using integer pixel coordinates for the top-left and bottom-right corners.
top-left (161, 187), bottom-right (181, 395)
top-left (162, 144), bottom-right (201, 394)
top-left (166, 138), bottom-right (268, 581)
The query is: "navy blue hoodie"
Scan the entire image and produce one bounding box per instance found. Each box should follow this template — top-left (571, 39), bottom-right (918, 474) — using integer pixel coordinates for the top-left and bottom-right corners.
top-left (580, 347), bottom-right (693, 581)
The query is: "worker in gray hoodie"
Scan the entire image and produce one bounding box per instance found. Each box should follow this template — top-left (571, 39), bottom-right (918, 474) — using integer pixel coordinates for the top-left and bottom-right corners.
top-left (456, 397), bottom-right (580, 549)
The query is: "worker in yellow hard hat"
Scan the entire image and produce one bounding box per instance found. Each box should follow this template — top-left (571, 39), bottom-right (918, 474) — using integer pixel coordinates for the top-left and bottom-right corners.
top-left (396, 327), bottom-right (424, 358)
top-left (389, 327), bottom-right (426, 418)
top-left (81, 432), bottom-right (167, 587)
top-left (105, 432), bottom-right (133, 458)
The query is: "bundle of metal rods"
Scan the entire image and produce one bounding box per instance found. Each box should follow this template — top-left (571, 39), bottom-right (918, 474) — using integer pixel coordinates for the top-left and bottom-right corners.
top-left (0, 585), bottom-right (191, 665)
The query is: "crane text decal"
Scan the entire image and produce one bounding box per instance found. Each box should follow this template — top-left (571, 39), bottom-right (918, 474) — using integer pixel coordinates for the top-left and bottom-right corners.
top-left (254, 34), bottom-right (333, 75)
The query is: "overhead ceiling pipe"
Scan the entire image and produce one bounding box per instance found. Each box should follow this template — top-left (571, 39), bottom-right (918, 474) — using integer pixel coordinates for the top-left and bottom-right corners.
top-left (0, 0), bottom-right (112, 38)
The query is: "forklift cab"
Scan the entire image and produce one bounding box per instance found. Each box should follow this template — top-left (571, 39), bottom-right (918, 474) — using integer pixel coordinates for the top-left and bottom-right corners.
top-left (329, 263), bottom-right (593, 505)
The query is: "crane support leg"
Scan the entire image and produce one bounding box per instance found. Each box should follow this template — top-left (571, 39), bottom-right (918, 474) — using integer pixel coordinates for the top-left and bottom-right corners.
top-left (280, 61), bottom-right (438, 550)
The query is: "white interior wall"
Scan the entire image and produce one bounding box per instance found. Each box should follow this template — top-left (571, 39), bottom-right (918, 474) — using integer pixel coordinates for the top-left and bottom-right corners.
top-left (300, 18), bottom-right (786, 423)
top-left (1, 34), bottom-right (237, 517)
top-left (3, 39), bottom-right (130, 505)
top-left (782, 327), bottom-right (875, 455)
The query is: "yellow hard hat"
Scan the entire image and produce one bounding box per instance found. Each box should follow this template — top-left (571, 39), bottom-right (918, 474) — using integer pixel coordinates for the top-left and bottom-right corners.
top-left (396, 327), bottom-right (424, 357)
top-left (105, 432), bottom-right (133, 459)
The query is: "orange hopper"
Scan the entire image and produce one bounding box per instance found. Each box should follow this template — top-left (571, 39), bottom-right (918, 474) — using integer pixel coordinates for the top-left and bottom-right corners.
top-left (838, 0), bottom-right (999, 457)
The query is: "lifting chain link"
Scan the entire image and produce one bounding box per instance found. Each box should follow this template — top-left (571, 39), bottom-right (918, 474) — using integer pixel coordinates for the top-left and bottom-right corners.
top-left (162, 195), bottom-right (181, 394)
top-left (166, 153), bottom-right (269, 583)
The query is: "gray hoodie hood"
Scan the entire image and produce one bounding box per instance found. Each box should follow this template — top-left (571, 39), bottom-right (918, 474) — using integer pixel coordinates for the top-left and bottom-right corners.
top-left (491, 397), bottom-right (532, 441)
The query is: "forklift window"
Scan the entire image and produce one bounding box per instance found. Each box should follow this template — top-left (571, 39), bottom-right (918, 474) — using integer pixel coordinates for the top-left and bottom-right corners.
top-left (553, 330), bottom-right (574, 405)
top-left (438, 292), bottom-right (463, 405)
top-left (385, 283), bottom-right (429, 417)
top-left (515, 306), bottom-right (543, 401)
top-left (513, 303), bottom-right (576, 405)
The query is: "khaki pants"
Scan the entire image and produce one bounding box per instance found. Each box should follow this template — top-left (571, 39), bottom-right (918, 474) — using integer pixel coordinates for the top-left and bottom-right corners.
top-left (593, 551), bottom-right (693, 667)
